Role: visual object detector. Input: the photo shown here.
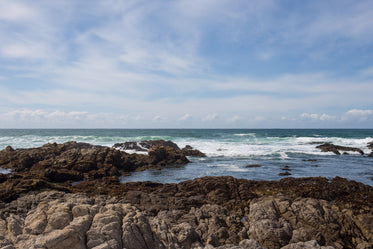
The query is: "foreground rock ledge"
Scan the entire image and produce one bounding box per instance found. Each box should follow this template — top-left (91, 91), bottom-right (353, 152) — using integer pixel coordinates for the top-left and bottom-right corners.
top-left (0, 176), bottom-right (372, 249)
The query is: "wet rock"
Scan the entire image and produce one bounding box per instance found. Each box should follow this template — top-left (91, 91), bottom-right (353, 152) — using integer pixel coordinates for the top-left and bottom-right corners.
top-left (279, 172), bottom-right (292, 176)
top-left (0, 142), bottom-right (191, 182)
top-left (245, 164), bottom-right (262, 168)
top-left (113, 140), bottom-right (207, 157)
top-left (181, 145), bottom-right (207, 157)
top-left (367, 142), bottom-right (373, 150)
top-left (113, 140), bottom-right (181, 151)
top-left (316, 143), bottom-right (364, 155)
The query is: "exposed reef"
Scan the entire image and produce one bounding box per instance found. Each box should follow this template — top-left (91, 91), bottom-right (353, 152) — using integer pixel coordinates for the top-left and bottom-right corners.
top-left (0, 142), bottom-right (372, 248)
top-left (316, 143), bottom-right (364, 155)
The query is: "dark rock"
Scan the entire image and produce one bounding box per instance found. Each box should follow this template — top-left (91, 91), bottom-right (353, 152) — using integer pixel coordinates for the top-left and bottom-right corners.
top-left (148, 146), bottom-right (190, 166)
top-left (245, 164), bottom-right (262, 168)
top-left (113, 139), bottom-right (180, 151)
top-left (181, 145), bottom-right (207, 157)
top-left (0, 141), bottom-right (191, 182)
top-left (316, 143), bottom-right (364, 155)
top-left (0, 176), bottom-right (372, 249)
top-left (367, 142), bottom-right (373, 150)
top-left (279, 172), bottom-right (292, 176)
top-left (281, 166), bottom-right (292, 171)
top-left (113, 140), bottom-right (207, 158)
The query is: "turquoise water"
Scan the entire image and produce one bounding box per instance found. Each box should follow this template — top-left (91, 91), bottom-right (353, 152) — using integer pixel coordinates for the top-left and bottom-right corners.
top-left (0, 129), bottom-right (372, 185)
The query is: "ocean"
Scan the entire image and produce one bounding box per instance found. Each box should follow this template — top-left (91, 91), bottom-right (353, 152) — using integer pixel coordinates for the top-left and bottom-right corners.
top-left (0, 129), bottom-right (372, 186)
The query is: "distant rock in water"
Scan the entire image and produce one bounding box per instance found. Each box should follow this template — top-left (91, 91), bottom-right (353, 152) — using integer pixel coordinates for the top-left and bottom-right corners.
top-left (245, 164), bottom-right (262, 168)
top-left (368, 142), bottom-right (373, 157)
top-left (367, 142), bottom-right (373, 150)
top-left (113, 139), bottom-right (206, 157)
top-left (181, 145), bottom-right (207, 157)
top-left (316, 143), bottom-right (364, 155)
top-left (113, 139), bottom-right (180, 151)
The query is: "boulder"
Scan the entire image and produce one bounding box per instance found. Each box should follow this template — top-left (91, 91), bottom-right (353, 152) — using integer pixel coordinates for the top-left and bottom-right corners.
top-left (113, 140), bottom-right (180, 151)
top-left (181, 145), bottom-right (207, 157)
top-left (0, 142), bottom-right (192, 182)
top-left (316, 143), bottom-right (364, 155)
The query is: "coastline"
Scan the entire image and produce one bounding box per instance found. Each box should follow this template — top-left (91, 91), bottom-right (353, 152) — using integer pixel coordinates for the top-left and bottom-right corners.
top-left (0, 140), bottom-right (372, 248)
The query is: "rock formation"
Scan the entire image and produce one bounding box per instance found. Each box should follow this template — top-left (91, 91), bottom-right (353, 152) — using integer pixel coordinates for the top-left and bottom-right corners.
top-left (0, 180), bottom-right (372, 249)
top-left (368, 142), bottom-right (373, 157)
top-left (316, 143), bottom-right (364, 155)
top-left (113, 140), bottom-right (206, 157)
top-left (0, 141), bottom-right (189, 180)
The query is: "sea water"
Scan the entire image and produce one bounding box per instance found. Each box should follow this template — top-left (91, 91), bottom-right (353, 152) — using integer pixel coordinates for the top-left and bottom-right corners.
top-left (0, 129), bottom-right (372, 185)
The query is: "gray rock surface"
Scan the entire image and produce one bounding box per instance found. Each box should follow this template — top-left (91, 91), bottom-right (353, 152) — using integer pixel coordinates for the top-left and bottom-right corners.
top-left (1, 190), bottom-right (372, 249)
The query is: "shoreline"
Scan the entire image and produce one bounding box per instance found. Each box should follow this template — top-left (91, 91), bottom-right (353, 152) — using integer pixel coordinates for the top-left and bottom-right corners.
top-left (0, 140), bottom-right (372, 248)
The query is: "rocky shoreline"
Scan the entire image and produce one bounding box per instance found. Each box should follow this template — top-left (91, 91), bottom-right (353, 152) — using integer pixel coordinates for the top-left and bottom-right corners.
top-left (0, 141), bottom-right (372, 249)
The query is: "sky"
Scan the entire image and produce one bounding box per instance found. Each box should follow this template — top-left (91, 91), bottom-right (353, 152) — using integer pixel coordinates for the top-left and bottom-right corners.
top-left (0, 0), bottom-right (372, 128)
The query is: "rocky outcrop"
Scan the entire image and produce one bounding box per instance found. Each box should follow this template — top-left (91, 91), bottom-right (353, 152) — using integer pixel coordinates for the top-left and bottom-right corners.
top-left (113, 140), bottom-right (181, 152)
top-left (0, 142), bottom-right (190, 180)
top-left (316, 143), bottom-right (364, 155)
top-left (181, 145), bottom-right (207, 157)
top-left (368, 142), bottom-right (373, 157)
top-left (0, 185), bottom-right (371, 249)
top-left (113, 139), bottom-right (206, 157)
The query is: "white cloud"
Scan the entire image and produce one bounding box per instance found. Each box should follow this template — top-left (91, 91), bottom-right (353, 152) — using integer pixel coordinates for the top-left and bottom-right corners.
top-left (319, 114), bottom-right (336, 121)
top-left (0, 1), bottom-right (39, 22)
top-left (301, 113), bottom-right (319, 120)
top-left (229, 115), bottom-right (242, 122)
top-left (343, 109), bottom-right (373, 121)
top-left (203, 113), bottom-right (218, 122)
top-left (179, 114), bottom-right (192, 121)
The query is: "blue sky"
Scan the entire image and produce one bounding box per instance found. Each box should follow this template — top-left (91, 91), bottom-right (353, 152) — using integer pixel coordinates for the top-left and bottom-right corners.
top-left (0, 0), bottom-right (372, 128)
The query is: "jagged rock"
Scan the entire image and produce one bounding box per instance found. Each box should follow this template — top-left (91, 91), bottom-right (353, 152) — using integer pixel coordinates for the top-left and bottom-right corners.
top-left (148, 146), bottom-right (190, 166)
top-left (280, 240), bottom-right (334, 249)
top-left (316, 143), bottom-right (364, 155)
top-left (0, 176), bottom-right (372, 249)
top-left (113, 140), bottom-right (180, 151)
top-left (367, 142), bottom-right (373, 150)
top-left (182, 145), bottom-right (207, 157)
top-left (0, 142), bottom-right (191, 183)
top-left (113, 140), bottom-right (206, 157)
top-left (1, 189), bottom-right (371, 249)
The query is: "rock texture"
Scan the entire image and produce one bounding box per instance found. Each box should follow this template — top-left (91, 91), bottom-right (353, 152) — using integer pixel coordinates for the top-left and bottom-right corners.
top-left (0, 141), bottom-right (189, 179)
top-left (0, 141), bottom-right (372, 249)
top-left (113, 140), bottom-right (206, 157)
top-left (0, 185), bottom-right (371, 249)
top-left (316, 143), bottom-right (364, 155)
top-left (368, 142), bottom-right (373, 157)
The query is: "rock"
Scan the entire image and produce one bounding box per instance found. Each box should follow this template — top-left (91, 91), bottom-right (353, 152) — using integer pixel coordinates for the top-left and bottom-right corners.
top-left (239, 239), bottom-right (266, 249)
top-left (113, 140), bottom-right (206, 157)
top-left (279, 172), bottom-right (292, 176)
top-left (0, 176), bottom-right (372, 249)
top-left (113, 140), bottom-right (180, 152)
top-left (148, 146), bottom-right (190, 166)
top-left (245, 164), bottom-right (262, 168)
top-left (281, 166), bottom-right (292, 171)
top-left (181, 145), bottom-right (207, 157)
top-left (0, 142), bottom-right (192, 184)
top-left (367, 142), bottom-right (373, 150)
top-left (280, 240), bottom-right (334, 249)
top-left (316, 143), bottom-right (364, 155)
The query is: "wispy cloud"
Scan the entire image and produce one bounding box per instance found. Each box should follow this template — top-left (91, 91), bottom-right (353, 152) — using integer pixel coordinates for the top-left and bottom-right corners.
top-left (0, 0), bottom-right (372, 128)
